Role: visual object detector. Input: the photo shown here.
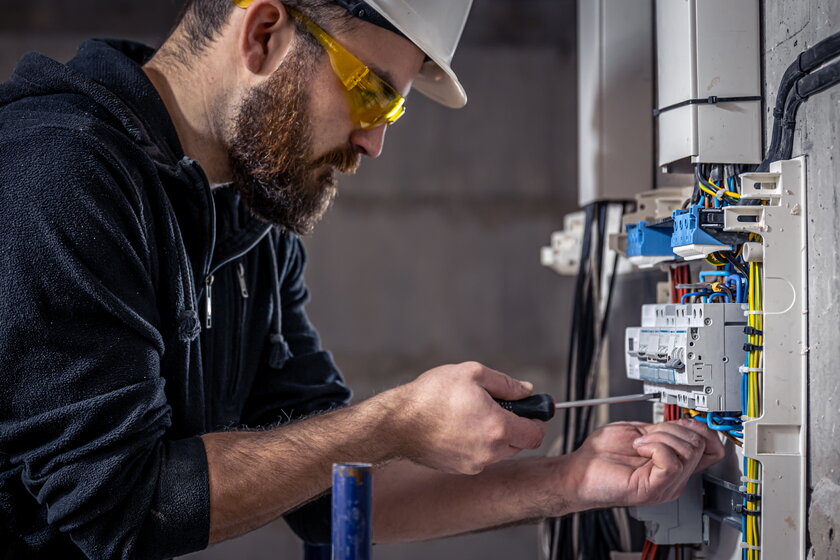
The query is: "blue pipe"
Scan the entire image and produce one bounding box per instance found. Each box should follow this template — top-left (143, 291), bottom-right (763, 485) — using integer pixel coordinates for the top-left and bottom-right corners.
top-left (332, 463), bottom-right (373, 560)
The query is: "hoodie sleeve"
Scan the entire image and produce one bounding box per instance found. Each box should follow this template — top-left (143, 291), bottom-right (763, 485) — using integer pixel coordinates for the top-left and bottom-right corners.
top-left (0, 130), bottom-right (210, 559)
top-left (240, 233), bottom-right (352, 544)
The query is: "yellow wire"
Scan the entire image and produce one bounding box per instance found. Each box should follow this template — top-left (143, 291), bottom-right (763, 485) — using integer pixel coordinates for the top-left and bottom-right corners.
top-left (745, 258), bottom-right (763, 558)
top-left (698, 180), bottom-right (742, 200)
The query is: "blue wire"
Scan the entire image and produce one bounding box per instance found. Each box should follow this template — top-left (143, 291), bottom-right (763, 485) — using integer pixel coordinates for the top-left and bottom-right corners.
top-left (681, 291), bottom-right (710, 303)
top-left (699, 271), bottom-right (729, 281)
top-left (726, 275), bottom-right (744, 303)
top-left (708, 292), bottom-right (731, 303)
top-left (706, 412), bottom-right (741, 432)
top-left (741, 355), bottom-right (749, 413)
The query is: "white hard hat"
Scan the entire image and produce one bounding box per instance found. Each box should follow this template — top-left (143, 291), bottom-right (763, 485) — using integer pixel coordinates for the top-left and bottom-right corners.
top-left (336, 0), bottom-right (474, 108)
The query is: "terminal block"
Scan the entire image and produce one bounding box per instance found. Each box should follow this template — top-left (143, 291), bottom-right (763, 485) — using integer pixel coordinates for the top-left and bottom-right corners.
top-left (671, 206), bottom-right (732, 260)
top-left (541, 211), bottom-right (585, 275)
top-left (609, 187), bottom-right (692, 262)
top-left (625, 221), bottom-right (674, 268)
top-left (625, 303), bottom-right (746, 411)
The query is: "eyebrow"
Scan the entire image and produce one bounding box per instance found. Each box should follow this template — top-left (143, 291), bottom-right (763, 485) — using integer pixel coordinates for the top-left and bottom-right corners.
top-left (368, 64), bottom-right (402, 95)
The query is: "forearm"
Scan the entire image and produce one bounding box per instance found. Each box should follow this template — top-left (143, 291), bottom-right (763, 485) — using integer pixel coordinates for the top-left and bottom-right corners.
top-left (203, 393), bottom-right (400, 543)
top-left (372, 456), bottom-right (578, 543)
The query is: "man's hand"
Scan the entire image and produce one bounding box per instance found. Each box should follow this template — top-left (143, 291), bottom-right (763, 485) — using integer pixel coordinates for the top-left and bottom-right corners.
top-left (388, 361), bottom-right (547, 475)
top-left (561, 419), bottom-right (725, 512)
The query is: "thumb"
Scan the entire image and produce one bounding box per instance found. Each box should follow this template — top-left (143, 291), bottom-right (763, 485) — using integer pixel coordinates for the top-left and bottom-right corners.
top-left (473, 366), bottom-right (533, 400)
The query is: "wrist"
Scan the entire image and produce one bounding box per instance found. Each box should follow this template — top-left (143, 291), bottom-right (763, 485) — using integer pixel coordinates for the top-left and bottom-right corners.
top-left (545, 453), bottom-right (586, 516)
top-left (358, 386), bottom-right (414, 464)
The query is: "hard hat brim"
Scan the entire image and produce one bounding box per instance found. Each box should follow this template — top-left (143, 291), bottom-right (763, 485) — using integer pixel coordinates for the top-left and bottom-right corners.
top-left (413, 58), bottom-right (467, 109)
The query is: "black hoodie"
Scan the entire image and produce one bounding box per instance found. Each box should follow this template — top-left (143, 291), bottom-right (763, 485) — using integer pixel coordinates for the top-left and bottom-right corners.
top-left (0, 39), bottom-right (351, 559)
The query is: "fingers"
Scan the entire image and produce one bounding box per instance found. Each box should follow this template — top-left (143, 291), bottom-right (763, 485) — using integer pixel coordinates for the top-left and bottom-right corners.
top-left (468, 362), bottom-right (533, 401)
top-left (503, 417), bottom-right (546, 450)
top-left (634, 441), bottom-right (690, 502)
top-left (671, 418), bottom-right (726, 469)
top-left (649, 419), bottom-right (727, 470)
top-left (633, 431), bottom-right (703, 467)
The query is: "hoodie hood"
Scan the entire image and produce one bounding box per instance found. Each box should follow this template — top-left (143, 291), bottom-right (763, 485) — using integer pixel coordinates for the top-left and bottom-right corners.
top-left (0, 38), bottom-right (184, 166)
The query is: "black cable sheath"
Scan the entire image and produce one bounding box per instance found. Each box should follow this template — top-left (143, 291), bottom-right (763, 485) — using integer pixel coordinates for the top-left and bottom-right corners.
top-left (760, 29), bottom-right (840, 171)
top-left (797, 57), bottom-right (840, 99)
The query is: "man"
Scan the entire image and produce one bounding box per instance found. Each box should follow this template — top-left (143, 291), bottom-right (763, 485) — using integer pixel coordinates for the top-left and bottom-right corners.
top-left (0, 0), bottom-right (724, 558)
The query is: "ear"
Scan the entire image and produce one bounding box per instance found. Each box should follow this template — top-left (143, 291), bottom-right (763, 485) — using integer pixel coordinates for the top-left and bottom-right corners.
top-left (238, 0), bottom-right (296, 77)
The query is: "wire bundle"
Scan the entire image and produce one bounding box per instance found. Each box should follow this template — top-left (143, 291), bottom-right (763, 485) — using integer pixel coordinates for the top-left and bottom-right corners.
top-left (741, 260), bottom-right (763, 560)
top-left (545, 202), bottom-right (625, 560)
top-left (687, 164), bottom-right (750, 209)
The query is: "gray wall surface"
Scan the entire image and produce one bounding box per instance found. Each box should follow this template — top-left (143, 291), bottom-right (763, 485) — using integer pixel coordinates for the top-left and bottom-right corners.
top-left (762, 2), bottom-right (840, 559)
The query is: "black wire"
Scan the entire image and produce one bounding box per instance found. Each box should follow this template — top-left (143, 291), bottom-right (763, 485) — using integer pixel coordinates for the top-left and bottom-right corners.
top-left (551, 203), bottom-right (627, 560)
top-left (721, 251), bottom-right (748, 277)
top-left (696, 167), bottom-right (739, 206)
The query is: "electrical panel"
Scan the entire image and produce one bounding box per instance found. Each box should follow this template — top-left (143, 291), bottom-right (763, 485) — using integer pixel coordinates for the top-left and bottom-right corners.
top-left (620, 159), bottom-right (808, 559)
top-left (577, 0), bottom-right (654, 206)
top-left (655, 0), bottom-right (762, 166)
top-left (550, 0), bottom-right (818, 556)
top-left (625, 303), bottom-right (745, 412)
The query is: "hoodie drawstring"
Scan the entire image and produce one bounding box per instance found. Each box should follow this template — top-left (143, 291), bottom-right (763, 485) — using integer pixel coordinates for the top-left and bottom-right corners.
top-left (267, 233), bottom-right (291, 369)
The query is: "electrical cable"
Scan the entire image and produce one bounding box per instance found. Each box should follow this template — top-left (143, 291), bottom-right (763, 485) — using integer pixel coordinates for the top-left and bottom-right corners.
top-left (547, 202), bottom-right (626, 560)
top-left (760, 29), bottom-right (840, 171)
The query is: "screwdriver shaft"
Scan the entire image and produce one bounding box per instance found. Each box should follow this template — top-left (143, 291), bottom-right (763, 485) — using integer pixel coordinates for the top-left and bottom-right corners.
top-left (554, 392), bottom-right (661, 410)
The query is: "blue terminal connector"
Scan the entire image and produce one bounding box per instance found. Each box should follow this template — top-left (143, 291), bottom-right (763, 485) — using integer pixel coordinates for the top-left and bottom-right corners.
top-left (626, 220), bottom-right (674, 258)
top-left (671, 206), bottom-right (732, 250)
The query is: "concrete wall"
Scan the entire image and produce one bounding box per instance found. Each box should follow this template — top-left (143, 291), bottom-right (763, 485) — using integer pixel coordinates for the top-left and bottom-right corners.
top-left (0, 1), bottom-right (579, 558)
top-left (761, 2), bottom-right (840, 559)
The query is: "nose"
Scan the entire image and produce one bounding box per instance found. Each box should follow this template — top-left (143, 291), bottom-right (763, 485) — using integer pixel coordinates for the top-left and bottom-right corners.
top-left (349, 125), bottom-right (387, 158)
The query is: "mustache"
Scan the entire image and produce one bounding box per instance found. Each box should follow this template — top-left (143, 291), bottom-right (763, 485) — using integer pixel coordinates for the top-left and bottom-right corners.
top-left (312, 145), bottom-right (362, 174)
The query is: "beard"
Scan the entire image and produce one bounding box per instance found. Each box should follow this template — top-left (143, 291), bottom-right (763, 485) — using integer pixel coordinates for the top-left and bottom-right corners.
top-left (227, 37), bottom-right (361, 235)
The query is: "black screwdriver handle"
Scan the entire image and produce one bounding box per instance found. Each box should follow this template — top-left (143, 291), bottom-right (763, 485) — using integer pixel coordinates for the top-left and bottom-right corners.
top-left (495, 393), bottom-right (556, 421)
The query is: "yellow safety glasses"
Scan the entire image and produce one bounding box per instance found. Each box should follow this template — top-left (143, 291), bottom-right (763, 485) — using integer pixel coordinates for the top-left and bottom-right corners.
top-left (232, 1), bottom-right (406, 129)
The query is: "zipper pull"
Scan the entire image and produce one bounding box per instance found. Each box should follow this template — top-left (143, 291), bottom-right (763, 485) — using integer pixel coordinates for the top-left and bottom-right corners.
top-left (204, 274), bottom-right (215, 329)
top-left (237, 262), bottom-right (250, 299)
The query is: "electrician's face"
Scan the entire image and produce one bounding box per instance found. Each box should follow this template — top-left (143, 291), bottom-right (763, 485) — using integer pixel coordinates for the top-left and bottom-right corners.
top-left (227, 34), bottom-right (360, 235)
top-left (226, 13), bottom-right (423, 234)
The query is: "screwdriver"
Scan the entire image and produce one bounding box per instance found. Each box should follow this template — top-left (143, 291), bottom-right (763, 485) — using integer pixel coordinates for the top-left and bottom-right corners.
top-left (495, 392), bottom-right (662, 421)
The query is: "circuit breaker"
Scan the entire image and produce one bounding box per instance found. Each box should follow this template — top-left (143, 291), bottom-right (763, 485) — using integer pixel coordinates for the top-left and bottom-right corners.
top-left (626, 303), bottom-right (745, 412)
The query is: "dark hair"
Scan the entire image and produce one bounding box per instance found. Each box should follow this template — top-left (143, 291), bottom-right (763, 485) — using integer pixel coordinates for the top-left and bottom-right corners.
top-left (166, 0), bottom-right (356, 61)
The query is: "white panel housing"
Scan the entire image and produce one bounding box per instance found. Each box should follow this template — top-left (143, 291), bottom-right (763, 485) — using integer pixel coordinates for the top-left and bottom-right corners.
top-left (578, 0), bottom-right (654, 206)
top-left (655, 0), bottom-right (762, 165)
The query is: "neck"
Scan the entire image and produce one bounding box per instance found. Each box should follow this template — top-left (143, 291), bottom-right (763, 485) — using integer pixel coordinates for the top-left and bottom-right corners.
top-left (143, 51), bottom-right (233, 185)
